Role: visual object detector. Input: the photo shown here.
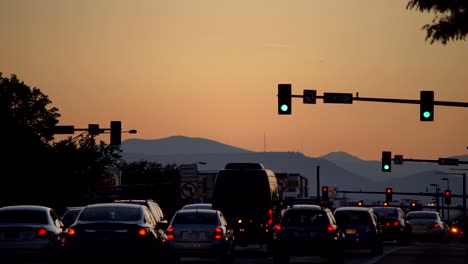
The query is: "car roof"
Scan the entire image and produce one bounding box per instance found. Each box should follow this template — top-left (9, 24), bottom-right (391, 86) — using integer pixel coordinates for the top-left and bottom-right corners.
top-left (0, 205), bottom-right (51, 212)
top-left (177, 209), bottom-right (218, 214)
top-left (334, 207), bottom-right (374, 213)
top-left (85, 203), bottom-right (145, 209)
top-left (406, 210), bottom-right (437, 214)
top-left (288, 204), bottom-right (323, 210)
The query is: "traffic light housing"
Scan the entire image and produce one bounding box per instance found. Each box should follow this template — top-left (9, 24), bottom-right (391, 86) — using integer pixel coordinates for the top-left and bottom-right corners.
top-left (444, 190), bottom-right (451, 205)
top-left (420, 91), bottom-right (434, 121)
top-left (322, 186), bottom-right (329, 202)
top-left (110, 121), bottom-right (122, 145)
top-left (382, 151), bottom-right (392, 172)
top-left (386, 188), bottom-right (392, 202)
top-left (278, 84), bottom-right (292, 115)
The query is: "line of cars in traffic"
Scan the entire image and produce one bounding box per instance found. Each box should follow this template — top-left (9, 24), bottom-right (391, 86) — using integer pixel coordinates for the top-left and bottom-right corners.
top-left (0, 200), bottom-right (464, 263)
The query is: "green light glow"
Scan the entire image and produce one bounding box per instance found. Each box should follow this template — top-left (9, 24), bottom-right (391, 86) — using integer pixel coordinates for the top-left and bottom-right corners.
top-left (423, 111), bottom-right (431, 118)
top-left (280, 104), bottom-right (289, 112)
top-left (383, 164), bottom-right (390, 170)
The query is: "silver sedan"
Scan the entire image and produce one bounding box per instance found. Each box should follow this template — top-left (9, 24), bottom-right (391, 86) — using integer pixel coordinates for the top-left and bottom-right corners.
top-left (0, 205), bottom-right (66, 263)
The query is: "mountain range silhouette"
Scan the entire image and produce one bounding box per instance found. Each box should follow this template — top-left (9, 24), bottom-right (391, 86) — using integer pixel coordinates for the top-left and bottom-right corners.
top-left (121, 136), bottom-right (468, 208)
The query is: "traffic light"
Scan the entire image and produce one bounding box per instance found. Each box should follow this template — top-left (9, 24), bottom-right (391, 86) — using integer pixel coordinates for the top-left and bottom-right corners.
top-left (110, 121), bottom-right (122, 145)
top-left (278, 84), bottom-right (292, 115)
top-left (357, 200), bottom-right (363, 206)
top-left (444, 190), bottom-right (451, 205)
top-left (382, 151), bottom-right (392, 172)
top-left (383, 201), bottom-right (389, 206)
top-left (386, 188), bottom-right (392, 202)
top-left (411, 201), bottom-right (416, 207)
top-left (420, 91), bottom-right (434, 121)
top-left (322, 186), bottom-right (329, 202)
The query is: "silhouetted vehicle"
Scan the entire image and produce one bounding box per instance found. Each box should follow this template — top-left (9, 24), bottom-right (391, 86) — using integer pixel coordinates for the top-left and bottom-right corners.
top-left (64, 203), bottom-right (167, 262)
top-left (372, 206), bottom-right (412, 244)
top-left (114, 199), bottom-right (169, 242)
top-left (60, 207), bottom-right (84, 228)
top-left (272, 204), bottom-right (344, 264)
top-left (406, 211), bottom-right (449, 242)
top-left (181, 203), bottom-right (212, 210)
top-left (0, 205), bottom-right (66, 263)
top-left (212, 163), bottom-right (281, 250)
top-left (334, 207), bottom-right (383, 255)
top-left (166, 209), bottom-right (235, 263)
top-left (447, 215), bottom-right (468, 240)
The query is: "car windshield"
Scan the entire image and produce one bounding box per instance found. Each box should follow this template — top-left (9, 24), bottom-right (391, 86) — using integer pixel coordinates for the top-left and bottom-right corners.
top-left (282, 210), bottom-right (328, 226)
top-left (79, 206), bottom-right (141, 221)
top-left (407, 212), bottom-right (438, 220)
top-left (172, 211), bottom-right (218, 225)
top-left (0, 210), bottom-right (48, 224)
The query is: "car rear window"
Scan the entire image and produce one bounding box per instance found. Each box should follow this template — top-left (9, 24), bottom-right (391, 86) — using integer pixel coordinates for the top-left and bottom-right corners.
top-left (407, 212), bottom-right (437, 220)
top-left (373, 208), bottom-right (398, 218)
top-left (335, 211), bottom-right (372, 225)
top-left (282, 210), bottom-right (329, 226)
top-left (172, 211), bottom-right (218, 225)
top-left (79, 206), bottom-right (141, 221)
top-left (0, 210), bottom-right (48, 224)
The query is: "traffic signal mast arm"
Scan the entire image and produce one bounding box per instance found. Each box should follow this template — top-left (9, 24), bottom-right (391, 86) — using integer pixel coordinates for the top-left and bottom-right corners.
top-left (290, 93), bottom-right (468, 107)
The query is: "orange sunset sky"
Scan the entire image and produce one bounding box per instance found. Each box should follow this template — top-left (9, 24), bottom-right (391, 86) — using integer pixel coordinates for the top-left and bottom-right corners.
top-left (1, 0), bottom-right (467, 160)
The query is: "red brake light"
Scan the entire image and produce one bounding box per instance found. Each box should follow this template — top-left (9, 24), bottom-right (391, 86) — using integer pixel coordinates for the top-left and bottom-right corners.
top-left (37, 227), bottom-right (47, 237)
top-left (214, 226), bottom-right (223, 240)
top-left (275, 224), bottom-right (282, 232)
top-left (385, 222), bottom-right (390, 227)
top-left (268, 209), bottom-right (273, 226)
top-left (434, 223), bottom-right (439, 228)
top-left (138, 228), bottom-right (147, 236)
top-left (166, 226), bottom-right (175, 240)
top-left (67, 228), bottom-right (76, 236)
top-left (393, 221), bottom-right (399, 227)
top-left (327, 225), bottom-right (335, 232)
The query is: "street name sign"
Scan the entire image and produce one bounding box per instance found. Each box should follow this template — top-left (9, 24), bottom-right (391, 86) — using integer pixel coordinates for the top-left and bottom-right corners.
top-left (323, 92), bottom-right (353, 104)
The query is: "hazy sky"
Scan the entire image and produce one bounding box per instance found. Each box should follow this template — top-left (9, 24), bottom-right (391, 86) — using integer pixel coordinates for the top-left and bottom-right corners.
top-left (1, 0), bottom-right (467, 160)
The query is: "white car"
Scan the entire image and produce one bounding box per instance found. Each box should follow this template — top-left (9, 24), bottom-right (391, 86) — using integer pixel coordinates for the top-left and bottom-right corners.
top-left (406, 211), bottom-right (449, 242)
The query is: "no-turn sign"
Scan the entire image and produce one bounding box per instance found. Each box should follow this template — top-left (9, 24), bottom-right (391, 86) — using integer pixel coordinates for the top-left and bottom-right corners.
top-left (181, 182), bottom-right (197, 198)
top-left (277, 178), bottom-right (288, 192)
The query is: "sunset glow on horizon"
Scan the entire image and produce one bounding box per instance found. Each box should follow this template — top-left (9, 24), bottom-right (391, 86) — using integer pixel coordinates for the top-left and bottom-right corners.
top-left (1, 0), bottom-right (467, 160)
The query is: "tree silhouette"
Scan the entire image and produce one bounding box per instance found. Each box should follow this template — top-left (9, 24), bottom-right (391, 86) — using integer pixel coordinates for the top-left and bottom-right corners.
top-left (0, 73), bottom-right (60, 205)
top-left (407, 0), bottom-right (468, 45)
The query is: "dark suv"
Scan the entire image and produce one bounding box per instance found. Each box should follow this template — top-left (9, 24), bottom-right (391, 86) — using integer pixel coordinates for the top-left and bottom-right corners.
top-left (272, 204), bottom-right (344, 264)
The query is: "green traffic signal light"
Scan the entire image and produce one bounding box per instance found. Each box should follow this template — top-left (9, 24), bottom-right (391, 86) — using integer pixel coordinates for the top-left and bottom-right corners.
top-left (420, 91), bottom-right (434, 121)
top-left (383, 164), bottom-right (390, 171)
top-left (278, 84), bottom-right (292, 115)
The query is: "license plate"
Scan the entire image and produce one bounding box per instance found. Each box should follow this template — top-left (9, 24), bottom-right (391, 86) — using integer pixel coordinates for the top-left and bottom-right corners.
top-left (346, 229), bottom-right (357, 235)
top-left (294, 231), bottom-right (316, 239)
top-left (183, 232), bottom-right (200, 240)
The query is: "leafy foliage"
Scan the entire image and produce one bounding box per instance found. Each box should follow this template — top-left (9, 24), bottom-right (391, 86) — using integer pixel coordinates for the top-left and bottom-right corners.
top-left (407, 0), bottom-right (468, 45)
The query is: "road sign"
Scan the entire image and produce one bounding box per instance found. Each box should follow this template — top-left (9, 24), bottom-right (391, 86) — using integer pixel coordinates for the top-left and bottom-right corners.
top-left (180, 164), bottom-right (198, 183)
top-left (394, 155), bottom-right (403, 165)
top-left (323, 93), bottom-right (353, 104)
top-left (277, 178), bottom-right (288, 192)
top-left (303, 90), bottom-right (317, 104)
top-left (181, 182), bottom-right (197, 198)
top-left (438, 158), bottom-right (459, 166)
top-left (329, 186), bottom-right (339, 198)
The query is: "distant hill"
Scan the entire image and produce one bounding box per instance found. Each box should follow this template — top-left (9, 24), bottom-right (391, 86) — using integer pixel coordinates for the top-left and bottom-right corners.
top-left (120, 136), bottom-right (468, 206)
top-left (123, 136), bottom-right (254, 155)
